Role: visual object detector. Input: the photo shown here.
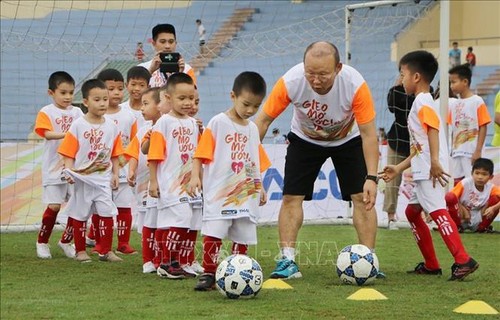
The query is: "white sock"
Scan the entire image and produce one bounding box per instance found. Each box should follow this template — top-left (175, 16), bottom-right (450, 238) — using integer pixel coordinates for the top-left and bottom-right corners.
top-left (281, 247), bottom-right (295, 261)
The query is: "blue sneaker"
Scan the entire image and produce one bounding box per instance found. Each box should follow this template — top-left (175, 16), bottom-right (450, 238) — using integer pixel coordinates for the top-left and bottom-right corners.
top-left (270, 258), bottom-right (303, 279)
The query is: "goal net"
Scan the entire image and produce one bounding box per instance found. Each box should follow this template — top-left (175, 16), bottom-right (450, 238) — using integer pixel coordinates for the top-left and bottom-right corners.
top-left (1, 0), bottom-right (435, 231)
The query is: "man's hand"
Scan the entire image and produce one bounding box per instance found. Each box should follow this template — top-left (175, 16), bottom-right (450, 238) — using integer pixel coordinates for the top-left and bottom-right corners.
top-left (362, 180), bottom-right (377, 211)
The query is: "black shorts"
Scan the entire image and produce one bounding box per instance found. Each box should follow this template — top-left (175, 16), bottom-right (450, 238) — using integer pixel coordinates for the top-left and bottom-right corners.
top-left (283, 133), bottom-right (367, 201)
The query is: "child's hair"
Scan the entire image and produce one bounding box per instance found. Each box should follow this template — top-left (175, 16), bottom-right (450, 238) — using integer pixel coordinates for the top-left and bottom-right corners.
top-left (467, 46), bottom-right (473, 51)
top-left (232, 71), bottom-right (266, 97)
top-left (196, 19), bottom-right (201, 24)
top-left (142, 87), bottom-right (161, 104)
top-left (48, 71), bottom-right (75, 91)
top-left (81, 79), bottom-right (107, 99)
top-left (126, 66), bottom-right (151, 83)
top-left (165, 73), bottom-right (194, 92)
top-left (152, 23), bottom-right (176, 41)
top-left (472, 158), bottom-right (494, 175)
top-left (97, 68), bottom-right (124, 83)
top-left (399, 50), bottom-right (438, 84)
top-left (449, 64), bottom-right (472, 86)
top-left (452, 41), bottom-right (458, 46)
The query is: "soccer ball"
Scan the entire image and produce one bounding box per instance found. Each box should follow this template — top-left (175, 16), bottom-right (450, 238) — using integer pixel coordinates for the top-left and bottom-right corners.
top-left (215, 254), bottom-right (263, 299)
top-left (336, 244), bottom-right (379, 286)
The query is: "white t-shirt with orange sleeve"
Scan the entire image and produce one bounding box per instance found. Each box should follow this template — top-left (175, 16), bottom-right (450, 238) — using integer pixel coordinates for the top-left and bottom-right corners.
top-left (124, 125), bottom-right (151, 207)
top-left (147, 114), bottom-right (199, 209)
top-left (262, 63), bottom-right (375, 147)
top-left (447, 95), bottom-right (491, 158)
top-left (407, 93), bottom-right (449, 181)
top-left (194, 113), bottom-right (271, 223)
top-left (34, 104), bottom-right (84, 186)
top-left (104, 107), bottom-right (138, 183)
top-left (120, 100), bottom-right (150, 129)
top-left (58, 117), bottom-right (123, 186)
top-left (451, 177), bottom-right (500, 226)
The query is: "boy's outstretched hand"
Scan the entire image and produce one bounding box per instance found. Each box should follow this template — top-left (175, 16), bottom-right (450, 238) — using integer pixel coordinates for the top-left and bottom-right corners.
top-left (379, 165), bottom-right (400, 183)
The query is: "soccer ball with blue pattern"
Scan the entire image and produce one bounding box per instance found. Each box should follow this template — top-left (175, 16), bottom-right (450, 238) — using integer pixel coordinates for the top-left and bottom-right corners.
top-left (215, 254), bottom-right (263, 299)
top-left (336, 244), bottom-right (379, 286)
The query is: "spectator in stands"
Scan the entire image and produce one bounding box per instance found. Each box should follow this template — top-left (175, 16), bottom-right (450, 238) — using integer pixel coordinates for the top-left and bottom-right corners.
top-left (492, 91), bottom-right (500, 147)
top-left (196, 19), bottom-right (206, 54)
top-left (255, 41), bottom-right (380, 280)
top-left (272, 127), bottom-right (286, 144)
top-left (465, 47), bottom-right (476, 74)
top-left (448, 65), bottom-right (491, 185)
top-left (449, 41), bottom-right (461, 68)
top-left (383, 73), bottom-right (415, 230)
top-left (378, 127), bottom-right (387, 145)
top-left (135, 42), bottom-right (145, 62)
top-left (139, 24), bottom-right (196, 87)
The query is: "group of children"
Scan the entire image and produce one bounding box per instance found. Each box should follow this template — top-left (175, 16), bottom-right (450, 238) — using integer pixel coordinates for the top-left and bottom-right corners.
top-left (33, 22), bottom-right (497, 287)
top-left (34, 22), bottom-right (270, 291)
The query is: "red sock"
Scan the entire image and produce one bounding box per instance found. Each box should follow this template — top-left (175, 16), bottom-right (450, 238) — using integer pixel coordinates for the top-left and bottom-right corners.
top-left (142, 226), bottom-right (156, 264)
top-left (88, 214), bottom-right (100, 242)
top-left (180, 230), bottom-right (198, 265)
top-left (153, 229), bottom-right (168, 266)
top-left (60, 217), bottom-right (74, 244)
top-left (72, 219), bottom-right (87, 253)
top-left (98, 216), bottom-right (114, 255)
top-left (203, 236), bottom-right (222, 274)
top-left (430, 209), bottom-right (469, 264)
top-left (117, 207), bottom-right (132, 247)
top-left (445, 192), bottom-right (462, 228)
top-left (232, 242), bottom-right (248, 255)
top-left (477, 195), bottom-right (499, 232)
top-left (163, 227), bottom-right (188, 264)
top-left (405, 204), bottom-right (440, 270)
top-left (37, 207), bottom-right (58, 243)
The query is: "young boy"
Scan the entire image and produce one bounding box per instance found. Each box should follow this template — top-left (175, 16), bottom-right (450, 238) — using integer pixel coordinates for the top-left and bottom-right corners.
top-left (125, 88), bottom-right (162, 273)
top-left (147, 73), bottom-right (200, 279)
top-left (34, 71), bottom-right (83, 259)
top-left (381, 50), bottom-right (478, 281)
top-left (58, 79), bottom-right (123, 262)
top-left (120, 66), bottom-right (151, 128)
top-left (139, 23), bottom-right (196, 87)
top-left (95, 68), bottom-right (138, 255)
top-left (448, 65), bottom-right (491, 185)
top-left (445, 158), bottom-right (500, 233)
top-left (187, 71), bottom-right (270, 291)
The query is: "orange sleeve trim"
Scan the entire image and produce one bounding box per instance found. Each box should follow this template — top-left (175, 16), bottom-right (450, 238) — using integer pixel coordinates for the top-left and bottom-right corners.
top-left (187, 68), bottom-right (197, 86)
top-left (57, 132), bottom-right (79, 159)
top-left (147, 131), bottom-right (166, 161)
top-left (418, 105), bottom-right (440, 132)
top-left (477, 104), bottom-right (491, 126)
top-left (447, 109), bottom-right (452, 125)
top-left (34, 111), bottom-right (53, 138)
top-left (451, 181), bottom-right (464, 198)
top-left (193, 127), bottom-right (215, 164)
top-left (262, 77), bottom-right (291, 119)
top-left (491, 186), bottom-right (500, 197)
top-left (258, 144), bottom-right (271, 173)
top-left (124, 136), bottom-right (139, 160)
top-left (112, 133), bottom-right (124, 157)
top-left (352, 82), bottom-right (376, 125)
top-left (130, 121), bottom-right (138, 141)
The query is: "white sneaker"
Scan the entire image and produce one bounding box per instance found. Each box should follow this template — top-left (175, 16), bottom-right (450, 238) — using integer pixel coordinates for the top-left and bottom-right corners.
top-left (181, 264), bottom-right (198, 278)
top-left (85, 237), bottom-right (96, 247)
top-left (143, 261), bottom-right (157, 274)
top-left (58, 241), bottom-right (76, 258)
top-left (388, 221), bottom-right (399, 230)
top-left (36, 242), bottom-right (52, 259)
top-left (190, 261), bottom-right (204, 274)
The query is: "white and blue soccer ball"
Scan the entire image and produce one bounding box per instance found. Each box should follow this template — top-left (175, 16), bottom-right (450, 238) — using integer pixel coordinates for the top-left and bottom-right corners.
top-left (215, 254), bottom-right (263, 299)
top-left (336, 244), bottom-right (379, 286)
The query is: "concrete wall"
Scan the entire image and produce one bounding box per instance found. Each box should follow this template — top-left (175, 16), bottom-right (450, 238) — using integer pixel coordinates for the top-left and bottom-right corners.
top-left (393, 1), bottom-right (500, 65)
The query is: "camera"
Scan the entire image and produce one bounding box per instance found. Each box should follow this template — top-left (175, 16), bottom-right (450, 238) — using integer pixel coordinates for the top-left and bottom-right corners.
top-left (159, 52), bottom-right (180, 74)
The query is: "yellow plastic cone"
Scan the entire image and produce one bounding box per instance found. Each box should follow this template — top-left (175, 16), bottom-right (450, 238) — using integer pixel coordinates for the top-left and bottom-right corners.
top-left (454, 300), bottom-right (499, 314)
top-left (262, 279), bottom-right (293, 289)
top-left (347, 288), bottom-right (388, 300)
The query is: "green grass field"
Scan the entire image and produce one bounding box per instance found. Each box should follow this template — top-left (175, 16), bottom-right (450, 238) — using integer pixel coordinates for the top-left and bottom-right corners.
top-left (1, 224), bottom-right (499, 320)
